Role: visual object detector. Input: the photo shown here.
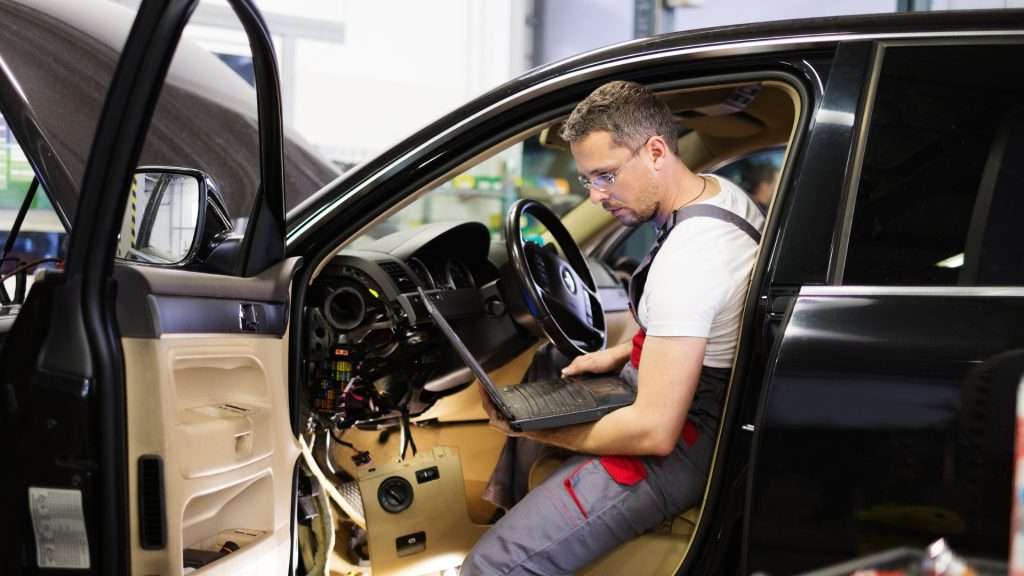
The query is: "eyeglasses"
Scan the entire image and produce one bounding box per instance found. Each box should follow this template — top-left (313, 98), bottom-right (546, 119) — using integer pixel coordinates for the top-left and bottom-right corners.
top-left (576, 146), bottom-right (642, 191)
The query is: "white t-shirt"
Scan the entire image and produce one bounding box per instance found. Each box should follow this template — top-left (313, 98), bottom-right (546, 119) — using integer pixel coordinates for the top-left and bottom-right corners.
top-left (637, 174), bottom-right (764, 368)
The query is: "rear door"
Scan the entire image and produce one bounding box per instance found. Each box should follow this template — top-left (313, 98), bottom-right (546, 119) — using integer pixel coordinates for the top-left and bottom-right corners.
top-left (0, 1), bottom-right (299, 574)
top-left (746, 38), bottom-right (1024, 574)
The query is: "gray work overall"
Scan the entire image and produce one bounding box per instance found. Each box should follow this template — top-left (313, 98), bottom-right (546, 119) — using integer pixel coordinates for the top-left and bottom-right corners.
top-left (461, 205), bottom-right (760, 576)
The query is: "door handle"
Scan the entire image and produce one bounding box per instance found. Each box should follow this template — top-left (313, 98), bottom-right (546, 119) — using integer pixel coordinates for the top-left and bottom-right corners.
top-left (239, 303), bottom-right (264, 332)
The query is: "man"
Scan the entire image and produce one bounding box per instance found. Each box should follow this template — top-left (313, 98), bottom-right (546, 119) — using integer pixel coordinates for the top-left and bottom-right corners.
top-left (747, 162), bottom-right (780, 214)
top-left (461, 81), bottom-right (764, 575)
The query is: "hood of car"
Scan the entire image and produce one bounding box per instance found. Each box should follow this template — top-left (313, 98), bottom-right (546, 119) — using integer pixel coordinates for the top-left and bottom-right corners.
top-left (0, 0), bottom-right (338, 229)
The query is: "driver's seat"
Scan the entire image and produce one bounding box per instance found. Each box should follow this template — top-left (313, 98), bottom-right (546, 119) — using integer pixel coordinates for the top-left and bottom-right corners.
top-left (527, 456), bottom-right (700, 575)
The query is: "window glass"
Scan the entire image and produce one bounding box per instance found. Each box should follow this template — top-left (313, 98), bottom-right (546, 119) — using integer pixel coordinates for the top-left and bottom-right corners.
top-left (844, 44), bottom-right (1024, 286)
top-left (0, 114), bottom-right (65, 298)
top-left (357, 132), bottom-right (589, 244)
top-left (714, 147), bottom-right (783, 215)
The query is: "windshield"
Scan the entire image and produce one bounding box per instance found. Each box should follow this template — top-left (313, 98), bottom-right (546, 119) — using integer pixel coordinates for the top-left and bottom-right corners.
top-left (357, 131), bottom-right (591, 244)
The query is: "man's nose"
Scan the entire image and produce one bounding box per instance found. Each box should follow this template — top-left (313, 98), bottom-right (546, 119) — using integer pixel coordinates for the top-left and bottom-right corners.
top-left (588, 188), bottom-right (607, 204)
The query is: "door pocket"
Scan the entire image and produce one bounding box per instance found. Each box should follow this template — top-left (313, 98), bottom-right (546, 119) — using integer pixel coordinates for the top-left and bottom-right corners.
top-left (171, 349), bottom-right (273, 478)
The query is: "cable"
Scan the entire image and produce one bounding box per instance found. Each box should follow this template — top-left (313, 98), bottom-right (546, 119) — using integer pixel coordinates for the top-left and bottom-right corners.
top-left (312, 412), bottom-right (370, 463)
top-left (322, 429), bottom-right (337, 476)
top-left (399, 408), bottom-right (418, 461)
top-left (329, 427), bottom-right (370, 461)
top-left (299, 434), bottom-right (366, 529)
top-left (300, 473), bottom-right (335, 576)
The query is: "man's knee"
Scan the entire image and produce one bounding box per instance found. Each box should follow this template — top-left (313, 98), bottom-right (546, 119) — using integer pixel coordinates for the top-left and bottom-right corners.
top-left (461, 529), bottom-right (518, 576)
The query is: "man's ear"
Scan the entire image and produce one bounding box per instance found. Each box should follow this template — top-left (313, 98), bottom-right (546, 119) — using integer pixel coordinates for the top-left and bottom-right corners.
top-left (646, 135), bottom-right (670, 169)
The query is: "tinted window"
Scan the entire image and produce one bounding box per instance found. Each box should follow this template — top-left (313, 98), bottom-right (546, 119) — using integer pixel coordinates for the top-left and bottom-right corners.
top-left (845, 44), bottom-right (1024, 286)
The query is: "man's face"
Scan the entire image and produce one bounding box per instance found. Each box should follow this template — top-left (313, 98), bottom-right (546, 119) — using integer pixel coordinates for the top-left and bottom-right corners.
top-left (570, 131), bottom-right (659, 226)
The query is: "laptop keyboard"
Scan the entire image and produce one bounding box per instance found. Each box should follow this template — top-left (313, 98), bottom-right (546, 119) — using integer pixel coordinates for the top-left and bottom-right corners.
top-left (506, 379), bottom-right (597, 416)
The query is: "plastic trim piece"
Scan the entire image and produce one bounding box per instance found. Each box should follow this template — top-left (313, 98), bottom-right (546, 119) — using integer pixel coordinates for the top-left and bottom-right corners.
top-left (137, 455), bottom-right (166, 550)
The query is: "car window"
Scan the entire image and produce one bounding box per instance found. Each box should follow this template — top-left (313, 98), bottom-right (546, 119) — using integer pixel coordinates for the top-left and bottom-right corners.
top-left (0, 113), bottom-right (65, 298)
top-left (356, 131), bottom-right (590, 243)
top-left (713, 147), bottom-right (783, 215)
top-left (844, 43), bottom-right (1024, 286)
top-left (604, 147), bottom-right (784, 268)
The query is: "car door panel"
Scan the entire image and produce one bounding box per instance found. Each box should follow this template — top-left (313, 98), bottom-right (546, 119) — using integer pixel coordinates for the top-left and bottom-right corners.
top-left (747, 288), bottom-right (1024, 573)
top-left (0, 1), bottom-right (296, 572)
top-left (116, 258), bottom-right (300, 573)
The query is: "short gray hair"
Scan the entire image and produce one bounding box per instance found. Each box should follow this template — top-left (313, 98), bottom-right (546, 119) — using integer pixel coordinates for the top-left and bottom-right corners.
top-left (559, 81), bottom-right (678, 155)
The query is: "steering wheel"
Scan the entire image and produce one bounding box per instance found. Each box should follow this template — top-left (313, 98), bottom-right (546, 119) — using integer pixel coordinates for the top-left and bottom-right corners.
top-left (504, 199), bottom-right (606, 357)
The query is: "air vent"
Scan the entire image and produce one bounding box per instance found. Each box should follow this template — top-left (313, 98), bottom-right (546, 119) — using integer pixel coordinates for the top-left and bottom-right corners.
top-left (379, 261), bottom-right (418, 293)
top-left (138, 455), bottom-right (166, 549)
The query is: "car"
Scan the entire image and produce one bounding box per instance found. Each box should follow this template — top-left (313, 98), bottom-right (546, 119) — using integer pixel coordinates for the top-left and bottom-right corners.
top-left (2, 1), bottom-right (1023, 575)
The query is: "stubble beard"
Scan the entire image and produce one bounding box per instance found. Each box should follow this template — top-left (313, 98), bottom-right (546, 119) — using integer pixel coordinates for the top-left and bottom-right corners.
top-left (606, 177), bottom-right (660, 226)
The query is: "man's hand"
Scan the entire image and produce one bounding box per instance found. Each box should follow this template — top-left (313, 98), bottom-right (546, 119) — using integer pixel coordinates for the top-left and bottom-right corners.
top-left (477, 384), bottom-right (522, 436)
top-left (561, 342), bottom-right (631, 377)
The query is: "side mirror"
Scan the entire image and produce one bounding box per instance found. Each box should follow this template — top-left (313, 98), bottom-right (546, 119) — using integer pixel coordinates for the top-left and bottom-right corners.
top-left (115, 167), bottom-right (214, 266)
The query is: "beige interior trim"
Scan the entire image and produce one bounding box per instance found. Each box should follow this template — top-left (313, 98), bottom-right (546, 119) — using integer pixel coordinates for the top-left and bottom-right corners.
top-left (359, 447), bottom-right (488, 575)
top-left (605, 309), bottom-right (640, 348)
top-left (126, 333), bottom-right (299, 575)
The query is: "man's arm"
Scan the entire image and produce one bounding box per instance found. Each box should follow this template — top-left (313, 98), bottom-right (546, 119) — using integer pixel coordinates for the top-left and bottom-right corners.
top-left (521, 334), bottom-right (706, 456)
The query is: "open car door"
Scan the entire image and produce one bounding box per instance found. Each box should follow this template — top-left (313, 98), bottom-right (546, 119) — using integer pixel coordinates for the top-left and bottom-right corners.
top-left (0, 1), bottom-right (301, 574)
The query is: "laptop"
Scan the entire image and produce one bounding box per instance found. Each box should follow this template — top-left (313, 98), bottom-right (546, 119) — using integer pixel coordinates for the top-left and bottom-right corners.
top-left (417, 287), bottom-right (635, 431)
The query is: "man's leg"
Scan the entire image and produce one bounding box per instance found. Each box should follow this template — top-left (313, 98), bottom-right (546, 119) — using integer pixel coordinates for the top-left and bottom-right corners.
top-left (462, 429), bottom-right (714, 576)
top-left (483, 343), bottom-right (575, 510)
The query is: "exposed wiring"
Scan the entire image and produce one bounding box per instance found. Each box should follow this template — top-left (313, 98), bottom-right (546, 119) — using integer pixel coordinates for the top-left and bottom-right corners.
top-left (312, 412), bottom-right (370, 463)
top-left (329, 426), bottom-right (371, 462)
top-left (322, 429), bottom-right (337, 476)
top-left (299, 434), bottom-right (366, 529)
top-left (314, 475), bottom-right (335, 576)
top-left (299, 474), bottom-right (335, 576)
top-left (399, 407), bottom-right (418, 461)
top-left (299, 524), bottom-right (315, 572)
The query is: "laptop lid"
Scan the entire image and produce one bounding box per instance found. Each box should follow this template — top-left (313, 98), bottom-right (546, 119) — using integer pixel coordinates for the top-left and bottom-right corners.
top-left (417, 288), bottom-right (515, 416)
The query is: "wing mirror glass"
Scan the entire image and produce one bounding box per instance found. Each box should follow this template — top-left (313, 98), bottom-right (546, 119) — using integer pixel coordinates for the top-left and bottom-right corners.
top-left (115, 167), bottom-right (209, 265)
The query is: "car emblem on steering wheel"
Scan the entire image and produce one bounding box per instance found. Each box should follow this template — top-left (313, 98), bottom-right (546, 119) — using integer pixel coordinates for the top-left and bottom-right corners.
top-left (561, 268), bottom-right (577, 294)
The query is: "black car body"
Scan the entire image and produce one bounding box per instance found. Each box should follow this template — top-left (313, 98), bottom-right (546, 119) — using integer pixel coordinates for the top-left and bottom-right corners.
top-left (2, 2), bottom-right (1022, 575)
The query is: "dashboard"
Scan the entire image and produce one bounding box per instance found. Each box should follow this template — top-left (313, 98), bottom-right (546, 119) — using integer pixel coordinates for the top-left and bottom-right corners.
top-left (302, 221), bottom-right (525, 428)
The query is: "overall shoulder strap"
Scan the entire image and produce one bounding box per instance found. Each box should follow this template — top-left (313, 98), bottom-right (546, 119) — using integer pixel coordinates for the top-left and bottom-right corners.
top-left (672, 203), bottom-right (762, 243)
top-left (629, 203), bottom-right (761, 329)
